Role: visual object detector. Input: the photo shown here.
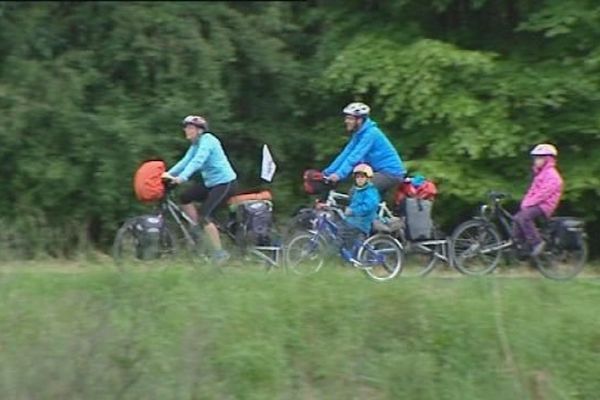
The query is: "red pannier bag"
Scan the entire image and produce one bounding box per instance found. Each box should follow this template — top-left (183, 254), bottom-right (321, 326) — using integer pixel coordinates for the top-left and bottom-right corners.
top-left (394, 178), bottom-right (438, 205)
top-left (303, 169), bottom-right (329, 195)
top-left (133, 160), bottom-right (166, 203)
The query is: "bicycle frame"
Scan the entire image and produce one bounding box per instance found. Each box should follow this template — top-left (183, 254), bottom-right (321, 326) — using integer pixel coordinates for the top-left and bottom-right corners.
top-left (306, 208), bottom-right (400, 268)
top-left (157, 187), bottom-right (283, 267)
top-left (324, 188), bottom-right (452, 267)
top-left (459, 196), bottom-right (521, 259)
top-left (479, 201), bottom-right (514, 238)
top-left (161, 196), bottom-right (198, 246)
top-left (477, 199), bottom-right (518, 251)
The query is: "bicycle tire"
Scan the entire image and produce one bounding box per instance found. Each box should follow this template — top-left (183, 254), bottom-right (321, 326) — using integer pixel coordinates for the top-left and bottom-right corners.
top-left (535, 237), bottom-right (588, 280)
top-left (401, 226), bottom-right (445, 277)
top-left (284, 232), bottom-right (326, 275)
top-left (450, 219), bottom-right (503, 275)
top-left (358, 234), bottom-right (403, 282)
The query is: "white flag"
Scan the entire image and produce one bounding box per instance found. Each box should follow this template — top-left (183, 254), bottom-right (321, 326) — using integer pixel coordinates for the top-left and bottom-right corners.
top-left (261, 144), bottom-right (277, 182)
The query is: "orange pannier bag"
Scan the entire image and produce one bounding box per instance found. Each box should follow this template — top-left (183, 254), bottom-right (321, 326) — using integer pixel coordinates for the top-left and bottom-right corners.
top-left (133, 160), bottom-right (166, 203)
top-left (227, 190), bottom-right (273, 206)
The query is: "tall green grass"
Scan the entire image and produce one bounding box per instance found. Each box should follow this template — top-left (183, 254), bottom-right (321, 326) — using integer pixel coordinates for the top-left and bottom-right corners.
top-left (0, 264), bottom-right (598, 399)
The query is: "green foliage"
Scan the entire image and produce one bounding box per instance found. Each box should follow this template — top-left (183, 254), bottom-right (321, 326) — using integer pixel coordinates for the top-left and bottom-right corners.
top-left (0, 2), bottom-right (303, 249)
top-left (0, 1), bottom-right (599, 256)
top-left (313, 4), bottom-right (600, 233)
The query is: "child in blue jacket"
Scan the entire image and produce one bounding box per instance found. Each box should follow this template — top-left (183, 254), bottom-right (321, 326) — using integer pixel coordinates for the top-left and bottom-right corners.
top-left (338, 163), bottom-right (381, 252)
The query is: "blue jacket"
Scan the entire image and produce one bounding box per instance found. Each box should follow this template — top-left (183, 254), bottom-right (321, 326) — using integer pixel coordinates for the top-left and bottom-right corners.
top-left (168, 133), bottom-right (237, 188)
top-left (344, 182), bottom-right (381, 234)
top-left (323, 118), bottom-right (405, 180)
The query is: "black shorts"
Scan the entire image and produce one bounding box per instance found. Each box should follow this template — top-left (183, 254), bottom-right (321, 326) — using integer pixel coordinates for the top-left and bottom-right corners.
top-left (371, 172), bottom-right (404, 196)
top-left (180, 180), bottom-right (238, 223)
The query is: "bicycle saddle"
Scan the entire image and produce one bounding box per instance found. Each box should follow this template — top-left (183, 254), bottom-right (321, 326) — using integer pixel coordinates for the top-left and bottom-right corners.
top-left (372, 219), bottom-right (392, 233)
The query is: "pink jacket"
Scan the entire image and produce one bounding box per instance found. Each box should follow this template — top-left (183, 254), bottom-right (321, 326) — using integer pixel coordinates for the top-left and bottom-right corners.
top-left (521, 157), bottom-right (563, 217)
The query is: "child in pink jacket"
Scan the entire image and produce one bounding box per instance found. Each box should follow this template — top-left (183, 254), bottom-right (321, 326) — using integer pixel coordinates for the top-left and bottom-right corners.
top-left (513, 144), bottom-right (563, 256)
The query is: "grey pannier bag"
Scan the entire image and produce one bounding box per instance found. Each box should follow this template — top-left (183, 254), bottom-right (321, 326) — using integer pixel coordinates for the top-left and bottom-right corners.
top-left (405, 198), bottom-right (433, 240)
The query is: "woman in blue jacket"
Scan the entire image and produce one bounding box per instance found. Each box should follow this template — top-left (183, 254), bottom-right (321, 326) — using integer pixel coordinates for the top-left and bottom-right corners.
top-left (162, 115), bottom-right (237, 265)
top-left (323, 102), bottom-right (406, 196)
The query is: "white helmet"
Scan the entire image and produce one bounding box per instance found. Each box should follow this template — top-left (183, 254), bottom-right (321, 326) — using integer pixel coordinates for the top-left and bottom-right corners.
top-left (530, 143), bottom-right (558, 157)
top-left (342, 102), bottom-right (370, 117)
top-left (182, 115), bottom-right (207, 129)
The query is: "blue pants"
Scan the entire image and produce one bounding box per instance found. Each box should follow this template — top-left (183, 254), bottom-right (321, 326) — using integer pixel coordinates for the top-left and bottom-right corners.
top-left (338, 220), bottom-right (364, 251)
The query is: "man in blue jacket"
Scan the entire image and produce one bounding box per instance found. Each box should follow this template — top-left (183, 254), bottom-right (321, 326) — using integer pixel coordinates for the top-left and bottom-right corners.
top-left (322, 102), bottom-right (406, 196)
top-left (162, 115), bottom-right (238, 264)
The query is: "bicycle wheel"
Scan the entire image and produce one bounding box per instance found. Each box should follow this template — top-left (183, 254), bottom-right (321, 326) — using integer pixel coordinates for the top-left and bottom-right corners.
top-left (402, 241), bottom-right (441, 277)
top-left (357, 234), bottom-right (403, 282)
top-left (112, 218), bottom-right (176, 272)
top-left (284, 208), bottom-right (318, 237)
top-left (401, 226), bottom-right (445, 277)
top-left (285, 232), bottom-right (326, 275)
top-left (450, 219), bottom-right (502, 275)
top-left (535, 238), bottom-right (588, 280)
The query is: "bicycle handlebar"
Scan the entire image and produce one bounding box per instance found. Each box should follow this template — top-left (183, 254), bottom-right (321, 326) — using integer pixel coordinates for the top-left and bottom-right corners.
top-left (487, 191), bottom-right (511, 201)
top-left (161, 177), bottom-right (178, 192)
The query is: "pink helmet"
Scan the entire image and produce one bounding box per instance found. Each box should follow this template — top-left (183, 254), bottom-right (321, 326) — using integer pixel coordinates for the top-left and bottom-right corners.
top-left (530, 143), bottom-right (558, 157)
top-left (182, 115), bottom-right (207, 129)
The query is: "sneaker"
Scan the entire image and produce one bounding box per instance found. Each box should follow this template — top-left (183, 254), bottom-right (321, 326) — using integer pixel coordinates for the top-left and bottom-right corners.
top-left (212, 249), bottom-right (231, 266)
top-left (340, 247), bottom-right (354, 262)
top-left (530, 241), bottom-right (546, 257)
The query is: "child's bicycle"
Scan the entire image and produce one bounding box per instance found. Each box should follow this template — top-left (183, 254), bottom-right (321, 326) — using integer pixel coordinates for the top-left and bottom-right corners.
top-left (112, 180), bottom-right (283, 272)
top-left (285, 203), bottom-right (404, 282)
top-left (450, 191), bottom-right (588, 280)
top-left (287, 180), bottom-right (453, 277)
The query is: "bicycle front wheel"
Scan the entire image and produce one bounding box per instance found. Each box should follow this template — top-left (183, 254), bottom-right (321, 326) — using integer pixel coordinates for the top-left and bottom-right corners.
top-left (535, 238), bottom-right (588, 280)
top-left (357, 234), bottom-right (403, 282)
top-left (450, 219), bottom-right (503, 275)
top-left (285, 232), bottom-right (326, 275)
top-left (112, 218), bottom-right (176, 272)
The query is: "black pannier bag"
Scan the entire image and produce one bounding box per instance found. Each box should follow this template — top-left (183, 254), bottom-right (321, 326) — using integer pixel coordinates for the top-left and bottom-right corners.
top-left (234, 201), bottom-right (274, 248)
top-left (132, 215), bottom-right (164, 260)
top-left (549, 217), bottom-right (585, 251)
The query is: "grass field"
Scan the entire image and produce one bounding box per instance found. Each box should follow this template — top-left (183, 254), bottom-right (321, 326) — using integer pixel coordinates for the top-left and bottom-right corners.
top-left (0, 261), bottom-right (598, 399)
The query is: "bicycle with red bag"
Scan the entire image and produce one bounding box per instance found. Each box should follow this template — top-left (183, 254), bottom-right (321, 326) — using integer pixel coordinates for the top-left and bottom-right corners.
top-left (289, 169), bottom-right (454, 277)
top-left (112, 159), bottom-right (282, 271)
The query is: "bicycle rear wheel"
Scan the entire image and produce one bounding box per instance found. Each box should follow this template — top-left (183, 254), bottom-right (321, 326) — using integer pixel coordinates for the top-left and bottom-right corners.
top-left (401, 226), bottom-right (446, 277)
top-left (357, 234), bottom-right (403, 282)
top-left (112, 217), bottom-right (177, 272)
top-left (450, 219), bottom-right (502, 275)
top-left (285, 232), bottom-right (326, 275)
top-left (535, 238), bottom-right (588, 280)
top-left (402, 241), bottom-right (442, 277)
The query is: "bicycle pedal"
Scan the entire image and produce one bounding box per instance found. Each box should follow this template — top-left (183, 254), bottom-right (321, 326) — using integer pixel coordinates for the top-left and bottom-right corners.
top-left (351, 259), bottom-right (371, 269)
